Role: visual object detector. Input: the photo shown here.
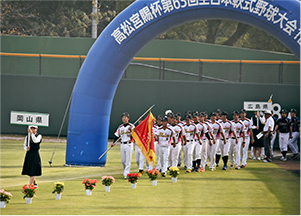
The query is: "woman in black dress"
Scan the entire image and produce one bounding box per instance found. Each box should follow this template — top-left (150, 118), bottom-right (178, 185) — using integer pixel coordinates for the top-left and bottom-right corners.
top-left (22, 125), bottom-right (42, 186)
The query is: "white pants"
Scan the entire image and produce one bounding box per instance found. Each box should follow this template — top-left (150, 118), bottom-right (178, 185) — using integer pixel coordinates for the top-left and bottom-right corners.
top-left (220, 139), bottom-right (230, 157)
top-left (193, 141), bottom-right (202, 161)
top-left (200, 139), bottom-right (208, 169)
top-left (279, 132), bottom-right (289, 152)
top-left (135, 144), bottom-right (145, 170)
top-left (160, 146), bottom-right (170, 174)
top-left (207, 140), bottom-right (217, 169)
top-left (270, 133), bottom-right (277, 156)
top-left (184, 141), bottom-right (195, 170)
top-left (170, 144), bottom-right (181, 167)
top-left (216, 139), bottom-right (222, 155)
top-left (229, 138), bottom-right (242, 167)
top-left (120, 143), bottom-right (133, 177)
top-left (288, 132), bottom-right (300, 154)
top-left (155, 141), bottom-right (161, 170)
top-left (241, 136), bottom-right (250, 166)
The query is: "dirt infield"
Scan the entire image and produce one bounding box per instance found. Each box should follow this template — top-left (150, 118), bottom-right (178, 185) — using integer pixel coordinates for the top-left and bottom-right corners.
top-left (1, 135), bottom-right (299, 176)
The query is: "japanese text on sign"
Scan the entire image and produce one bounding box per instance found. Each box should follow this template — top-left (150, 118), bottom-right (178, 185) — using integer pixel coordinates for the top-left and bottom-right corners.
top-left (111, 0), bottom-right (300, 46)
top-left (10, 111), bottom-right (50, 127)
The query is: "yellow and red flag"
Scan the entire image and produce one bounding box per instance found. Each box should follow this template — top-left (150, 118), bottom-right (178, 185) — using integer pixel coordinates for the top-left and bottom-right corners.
top-left (132, 112), bottom-right (156, 166)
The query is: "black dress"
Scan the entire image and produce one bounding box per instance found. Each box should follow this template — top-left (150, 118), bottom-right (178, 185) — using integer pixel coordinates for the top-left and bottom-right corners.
top-left (21, 134), bottom-right (42, 176)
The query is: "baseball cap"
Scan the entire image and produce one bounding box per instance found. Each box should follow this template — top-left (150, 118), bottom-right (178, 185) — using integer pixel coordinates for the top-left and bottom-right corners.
top-left (240, 109), bottom-right (247, 114)
top-left (121, 112), bottom-right (130, 118)
top-left (185, 114), bottom-right (192, 120)
top-left (176, 112), bottom-right (181, 117)
top-left (157, 115), bottom-right (163, 120)
top-left (192, 113), bottom-right (198, 118)
top-left (167, 112), bottom-right (174, 118)
top-left (221, 111), bottom-right (228, 116)
top-left (264, 110), bottom-right (272, 115)
top-left (232, 110), bottom-right (239, 116)
top-left (28, 125), bottom-right (38, 129)
top-left (162, 117), bottom-right (168, 122)
top-left (210, 112), bottom-right (217, 117)
top-left (281, 109), bottom-right (287, 114)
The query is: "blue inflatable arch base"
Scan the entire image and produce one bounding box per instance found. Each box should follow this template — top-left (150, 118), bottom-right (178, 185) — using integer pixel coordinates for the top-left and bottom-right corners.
top-left (66, 0), bottom-right (300, 166)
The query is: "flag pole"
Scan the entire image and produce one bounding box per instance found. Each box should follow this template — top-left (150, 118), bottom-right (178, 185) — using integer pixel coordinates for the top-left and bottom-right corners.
top-left (98, 104), bottom-right (155, 160)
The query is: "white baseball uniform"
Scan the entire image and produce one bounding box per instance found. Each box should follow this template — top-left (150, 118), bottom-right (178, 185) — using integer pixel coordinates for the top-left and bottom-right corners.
top-left (156, 126), bottom-right (175, 174)
top-left (183, 123), bottom-right (199, 170)
top-left (114, 123), bottom-right (135, 177)
top-left (169, 123), bottom-right (185, 167)
top-left (209, 121), bottom-right (223, 169)
top-left (230, 120), bottom-right (245, 167)
top-left (240, 118), bottom-right (252, 166)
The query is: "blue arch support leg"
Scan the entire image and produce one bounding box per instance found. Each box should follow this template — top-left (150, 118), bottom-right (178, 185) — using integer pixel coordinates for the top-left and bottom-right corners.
top-left (65, 0), bottom-right (300, 166)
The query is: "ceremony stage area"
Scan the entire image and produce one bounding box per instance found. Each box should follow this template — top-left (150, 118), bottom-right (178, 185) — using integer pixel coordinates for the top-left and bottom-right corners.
top-left (1, 138), bottom-right (299, 215)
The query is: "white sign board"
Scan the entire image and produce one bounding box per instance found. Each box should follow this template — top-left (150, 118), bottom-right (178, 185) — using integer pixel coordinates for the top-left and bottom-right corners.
top-left (243, 102), bottom-right (272, 111)
top-left (10, 111), bottom-right (49, 127)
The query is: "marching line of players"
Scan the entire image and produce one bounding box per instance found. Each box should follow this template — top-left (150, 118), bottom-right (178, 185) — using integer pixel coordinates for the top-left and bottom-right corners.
top-left (113, 108), bottom-right (300, 178)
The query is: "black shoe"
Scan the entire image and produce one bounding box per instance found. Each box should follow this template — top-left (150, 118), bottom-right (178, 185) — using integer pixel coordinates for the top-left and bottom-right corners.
top-left (162, 173), bottom-right (166, 177)
top-left (177, 164), bottom-right (181, 167)
top-left (216, 164), bottom-right (219, 167)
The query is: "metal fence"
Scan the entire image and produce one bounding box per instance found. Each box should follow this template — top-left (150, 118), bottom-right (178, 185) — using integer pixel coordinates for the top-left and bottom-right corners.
top-left (1, 52), bottom-right (300, 84)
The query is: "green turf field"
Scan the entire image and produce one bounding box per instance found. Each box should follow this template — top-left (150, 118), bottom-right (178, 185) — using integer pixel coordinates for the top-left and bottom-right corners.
top-left (0, 140), bottom-right (300, 215)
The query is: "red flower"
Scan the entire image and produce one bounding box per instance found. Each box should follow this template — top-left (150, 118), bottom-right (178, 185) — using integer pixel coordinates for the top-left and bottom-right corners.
top-left (29, 184), bottom-right (35, 190)
top-left (22, 185), bottom-right (28, 190)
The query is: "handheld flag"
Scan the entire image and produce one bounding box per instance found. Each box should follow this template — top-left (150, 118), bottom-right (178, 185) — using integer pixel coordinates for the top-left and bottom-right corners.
top-left (132, 112), bottom-right (156, 166)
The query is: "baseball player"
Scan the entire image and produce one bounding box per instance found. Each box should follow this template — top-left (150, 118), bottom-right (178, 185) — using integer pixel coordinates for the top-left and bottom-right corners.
top-left (112, 112), bottom-right (135, 179)
top-left (169, 114), bottom-right (186, 167)
top-left (240, 109), bottom-right (254, 168)
top-left (220, 111), bottom-right (238, 170)
top-left (199, 112), bottom-right (215, 172)
top-left (183, 114), bottom-right (201, 173)
top-left (270, 110), bottom-right (278, 158)
top-left (274, 109), bottom-right (290, 161)
top-left (154, 115), bottom-right (163, 171)
top-left (155, 117), bottom-right (176, 177)
top-left (176, 112), bottom-right (185, 167)
top-left (192, 112), bottom-right (204, 172)
top-left (209, 112), bottom-right (226, 171)
top-left (230, 111), bottom-right (246, 169)
top-left (288, 108), bottom-right (300, 159)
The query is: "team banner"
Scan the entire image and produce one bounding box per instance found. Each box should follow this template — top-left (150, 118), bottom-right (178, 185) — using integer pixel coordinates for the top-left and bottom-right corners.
top-left (132, 112), bottom-right (156, 166)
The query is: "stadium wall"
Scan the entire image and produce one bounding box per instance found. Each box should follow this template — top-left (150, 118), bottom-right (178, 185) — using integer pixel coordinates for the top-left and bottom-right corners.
top-left (1, 75), bottom-right (299, 140)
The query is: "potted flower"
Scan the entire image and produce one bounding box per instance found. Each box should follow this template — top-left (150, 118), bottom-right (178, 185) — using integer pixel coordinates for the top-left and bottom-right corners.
top-left (0, 189), bottom-right (13, 208)
top-left (22, 184), bottom-right (37, 204)
top-left (82, 179), bottom-right (98, 195)
top-left (127, 173), bottom-right (140, 189)
top-left (168, 167), bottom-right (180, 183)
top-left (146, 168), bottom-right (160, 186)
top-left (52, 182), bottom-right (64, 200)
top-left (100, 176), bottom-right (115, 192)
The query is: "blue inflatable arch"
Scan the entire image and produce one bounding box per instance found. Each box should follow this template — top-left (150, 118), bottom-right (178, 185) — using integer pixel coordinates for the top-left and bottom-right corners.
top-left (66, 0), bottom-right (300, 166)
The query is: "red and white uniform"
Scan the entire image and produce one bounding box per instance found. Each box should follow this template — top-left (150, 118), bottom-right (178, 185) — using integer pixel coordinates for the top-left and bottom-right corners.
top-left (209, 121), bottom-right (223, 169)
top-left (156, 126), bottom-right (175, 174)
top-left (194, 122), bottom-right (205, 162)
top-left (202, 121), bottom-right (213, 170)
top-left (153, 124), bottom-right (161, 170)
top-left (219, 120), bottom-right (234, 157)
top-left (115, 123), bottom-right (135, 177)
top-left (183, 123), bottom-right (199, 170)
top-left (240, 118), bottom-right (252, 166)
top-left (230, 120), bottom-right (245, 167)
top-left (169, 124), bottom-right (185, 167)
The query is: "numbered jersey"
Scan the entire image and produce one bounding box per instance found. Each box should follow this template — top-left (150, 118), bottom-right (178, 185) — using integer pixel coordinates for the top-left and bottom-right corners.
top-left (232, 120), bottom-right (245, 138)
top-left (220, 120), bottom-right (234, 138)
top-left (114, 123), bottom-right (135, 142)
top-left (156, 126), bottom-right (175, 147)
top-left (183, 123), bottom-right (199, 141)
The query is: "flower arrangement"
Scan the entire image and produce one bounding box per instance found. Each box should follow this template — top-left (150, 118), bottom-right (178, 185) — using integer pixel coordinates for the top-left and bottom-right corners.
top-left (168, 167), bottom-right (180, 177)
top-left (52, 182), bottom-right (64, 194)
top-left (100, 176), bottom-right (115, 186)
top-left (22, 184), bottom-right (38, 198)
top-left (127, 173), bottom-right (140, 184)
top-left (146, 168), bottom-right (160, 181)
top-left (82, 179), bottom-right (98, 190)
top-left (0, 189), bottom-right (12, 203)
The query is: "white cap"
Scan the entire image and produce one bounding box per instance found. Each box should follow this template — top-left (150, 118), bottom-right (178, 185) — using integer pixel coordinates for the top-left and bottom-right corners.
top-left (264, 110), bottom-right (272, 115)
top-left (165, 110), bottom-right (173, 116)
top-left (28, 125), bottom-right (38, 129)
